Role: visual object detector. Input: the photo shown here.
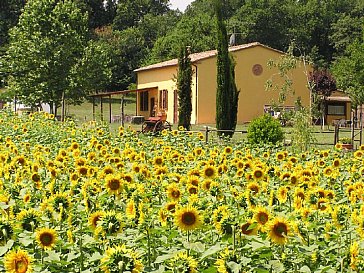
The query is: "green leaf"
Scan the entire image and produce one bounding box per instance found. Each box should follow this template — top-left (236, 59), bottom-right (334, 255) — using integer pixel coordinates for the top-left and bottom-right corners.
top-left (183, 241), bottom-right (205, 253)
top-left (0, 240), bottom-right (14, 256)
top-left (154, 253), bottom-right (175, 263)
top-left (67, 251), bottom-right (80, 262)
top-left (200, 243), bottom-right (223, 260)
top-left (227, 261), bottom-right (242, 273)
top-left (88, 251), bottom-right (103, 262)
top-left (44, 250), bottom-right (60, 262)
top-left (300, 265), bottom-right (311, 272)
top-left (202, 266), bottom-right (218, 273)
top-left (269, 260), bottom-right (284, 272)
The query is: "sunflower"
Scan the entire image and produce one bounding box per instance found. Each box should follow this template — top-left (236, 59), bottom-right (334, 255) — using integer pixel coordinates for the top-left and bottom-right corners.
top-left (36, 227), bottom-right (57, 250)
top-left (0, 218), bottom-right (14, 243)
top-left (105, 174), bottom-right (123, 195)
top-left (101, 245), bottom-right (143, 273)
top-left (252, 167), bottom-right (265, 181)
top-left (125, 199), bottom-right (136, 219)
top-left (175, 206), bottom-right (202, 231)
top-left (349, 242), bottom-right (359, 270)
top-left (167, 183), bottom-right (182, 201)
top-left (354, 150), bottom-right (363, 159)
top-left (276, 152), bottom-right (285, 161)
top-left (165, 202), bottom-right (176, 213)
top-left (268, 217), bottom-right (291, 245)
top-left (277, 186), bottom-right (288, 203)
top-left (202, 165), bottom-right (217, 179)
top-left (241, 220), bottom-right (258, 236)
top-left (4, 249), bottom-right (32, 273)
top-left (88, 211), bottom-right (105, 230)
top-left (99, 211), bottom-right (123, 235)
top-left (247, 181), bottom-right (260, 195)
top-left (17, 209), bottom-right (40, 232)
top-left (50, 192), bottom-right (71, 213)
top-left (212, 205), bottom-right (230, 234)
top-left (254, 207), bottom-right (270, 227)
top-left (153, 156), bottom-right (164, 166)
top-left (223, 146), bottom-right (233, 154)
top-left (167, 251), bottom-right (198, 273)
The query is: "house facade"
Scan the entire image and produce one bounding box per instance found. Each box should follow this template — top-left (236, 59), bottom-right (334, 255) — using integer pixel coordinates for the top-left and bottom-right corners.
top-left (134, 42), bottom-right (348, 125)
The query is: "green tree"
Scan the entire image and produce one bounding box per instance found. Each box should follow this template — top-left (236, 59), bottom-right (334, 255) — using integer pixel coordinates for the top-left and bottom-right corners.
top-left (332, 34), bottom-right (364, 110)
top-left (147, 11), bottom-right (216, 63)
top-left (3, 0), bottom-right (94, 115)
top-left (0, 0), bottom-right (26, 49)
top-left (113, 0), bottom-right (170, 31)
top-left (214, 0), bottom-right (239, 138)
top-left (177, 46), bottom-right (193, 130)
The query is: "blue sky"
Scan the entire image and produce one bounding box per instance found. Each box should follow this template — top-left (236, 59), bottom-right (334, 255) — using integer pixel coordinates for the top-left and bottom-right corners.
top-left (169, 0), bottom-right (194, 12)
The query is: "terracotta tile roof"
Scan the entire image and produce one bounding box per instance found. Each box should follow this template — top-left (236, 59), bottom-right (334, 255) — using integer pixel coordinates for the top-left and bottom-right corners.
top-left (135, 42), bottom-right (278, 72)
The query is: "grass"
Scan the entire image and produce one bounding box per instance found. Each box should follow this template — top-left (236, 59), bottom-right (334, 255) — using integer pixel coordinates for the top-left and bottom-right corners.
top-left (63, 100), bottom-right (362, 149)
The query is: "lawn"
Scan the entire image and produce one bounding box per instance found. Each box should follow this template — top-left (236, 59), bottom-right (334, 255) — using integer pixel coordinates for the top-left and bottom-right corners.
top-left (67, 100), bottom-right (360, 149)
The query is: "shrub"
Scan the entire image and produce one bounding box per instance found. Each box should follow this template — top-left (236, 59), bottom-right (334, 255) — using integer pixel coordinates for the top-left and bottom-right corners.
top-left (247, 114), bottom-right (284, 144)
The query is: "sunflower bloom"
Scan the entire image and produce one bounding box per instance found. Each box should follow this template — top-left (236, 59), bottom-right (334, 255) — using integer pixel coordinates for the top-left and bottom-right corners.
top-left (4, 249), bottom-right (32, 273)
top-left (101, 245), bottom-right (143, 273)
top-left (168, 251), bottom-right (198, 273)
top-left (36, 228), bottom-right (57, 250)
top-left (175, 206), bottom-right (202, 231)
top-left (268, 217), bottom-right (291, 245)
top-left (88, 211), bottom-right (105, 230)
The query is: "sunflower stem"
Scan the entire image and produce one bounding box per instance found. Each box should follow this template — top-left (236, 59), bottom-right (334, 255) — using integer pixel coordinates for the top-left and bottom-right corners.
top-left (187, 230), bottom-right (190, 256)
top-left (79, 220), bottom-right (84, 272)
top-left (232, 225), bottom-right (236, 251)
top-left (146, 228), bottom-right (151, 268)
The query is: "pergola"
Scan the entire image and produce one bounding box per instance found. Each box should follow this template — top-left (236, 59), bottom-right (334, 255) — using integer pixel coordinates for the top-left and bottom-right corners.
top-left (89, 87), bottom-right (157, 125)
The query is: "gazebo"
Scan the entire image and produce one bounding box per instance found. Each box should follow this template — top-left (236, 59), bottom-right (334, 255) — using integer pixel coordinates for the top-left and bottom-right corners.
top-left (89, 87), bottom-right (157, 125)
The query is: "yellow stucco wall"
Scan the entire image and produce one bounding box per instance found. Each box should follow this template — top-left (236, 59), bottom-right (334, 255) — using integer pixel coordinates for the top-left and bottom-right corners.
top-left (136, 45), bottom-right (311, 125)
top-left (196, 46), bottom-right (311, 124)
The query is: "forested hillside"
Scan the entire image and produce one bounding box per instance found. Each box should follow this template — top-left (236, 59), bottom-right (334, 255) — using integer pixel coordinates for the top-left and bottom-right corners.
top-left (0, 0), bottom-right (363, 93)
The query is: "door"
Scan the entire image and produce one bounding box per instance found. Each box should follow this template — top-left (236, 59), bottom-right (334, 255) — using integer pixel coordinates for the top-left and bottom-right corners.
top-left (174, 90), bottom-right (178, 124)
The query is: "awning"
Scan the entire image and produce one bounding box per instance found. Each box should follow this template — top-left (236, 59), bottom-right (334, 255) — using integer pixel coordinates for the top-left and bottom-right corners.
top-left (89, 87), bottom-right (158, 98)
top-left (326, 96), bottom-right (351, 102)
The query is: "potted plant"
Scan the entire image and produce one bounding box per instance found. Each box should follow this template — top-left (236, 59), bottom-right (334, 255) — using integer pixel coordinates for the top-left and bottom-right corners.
top-left (338, 137), bottom-right (353, 150)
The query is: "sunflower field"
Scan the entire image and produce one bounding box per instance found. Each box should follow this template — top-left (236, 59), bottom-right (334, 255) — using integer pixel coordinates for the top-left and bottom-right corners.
top-left (0, 110), bottom-right (363, 273)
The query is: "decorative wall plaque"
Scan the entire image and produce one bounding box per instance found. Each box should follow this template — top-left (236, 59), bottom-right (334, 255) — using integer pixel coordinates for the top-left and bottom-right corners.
top-left (252, 64), bottom-right (263, 76)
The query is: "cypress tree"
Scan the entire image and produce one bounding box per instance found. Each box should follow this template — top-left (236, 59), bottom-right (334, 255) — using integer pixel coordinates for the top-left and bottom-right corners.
top-left (177, 46), bottom-right (193, 130)
top-left (214, 0), bottom-right (239, 138)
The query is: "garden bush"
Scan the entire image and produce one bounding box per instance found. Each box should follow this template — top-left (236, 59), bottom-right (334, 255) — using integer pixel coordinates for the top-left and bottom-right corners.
top-left (247, 114), bottom-right (284, 144)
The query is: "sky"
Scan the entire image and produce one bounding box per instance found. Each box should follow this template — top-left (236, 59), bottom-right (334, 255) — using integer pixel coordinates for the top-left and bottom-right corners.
top-left (169, 0), bottom-right (194, 12)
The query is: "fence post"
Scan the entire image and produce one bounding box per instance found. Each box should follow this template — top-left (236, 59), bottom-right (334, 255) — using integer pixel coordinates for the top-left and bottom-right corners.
top-left (205, 126), bottom-right (209, 144)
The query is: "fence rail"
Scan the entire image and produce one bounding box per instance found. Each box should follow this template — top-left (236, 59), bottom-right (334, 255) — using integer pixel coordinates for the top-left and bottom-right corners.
top-left (169, 125), bottom-right (363, 148)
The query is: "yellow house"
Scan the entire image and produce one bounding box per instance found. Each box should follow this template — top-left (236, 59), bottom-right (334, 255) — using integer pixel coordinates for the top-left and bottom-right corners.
top-left (134, 42), bottom-right (312, 124)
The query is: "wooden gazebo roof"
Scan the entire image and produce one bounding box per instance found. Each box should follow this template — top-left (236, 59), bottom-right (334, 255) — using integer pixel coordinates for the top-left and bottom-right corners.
top-left (90, 87), bottom-right (157, 123)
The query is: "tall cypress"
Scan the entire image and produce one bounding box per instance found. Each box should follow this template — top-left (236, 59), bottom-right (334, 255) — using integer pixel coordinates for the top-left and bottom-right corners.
top-left (177, 46), bottom-right (193, 130)
top-left (214, 0), bottom-right (239, 137)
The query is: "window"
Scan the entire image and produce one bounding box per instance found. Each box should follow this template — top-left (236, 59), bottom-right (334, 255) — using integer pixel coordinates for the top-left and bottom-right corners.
top-left (327, 104), bottom-right (345, 115)
top-left (140, 91), bottom-right (149, 111)
top-left (159, 89), bottom-right (168, 110)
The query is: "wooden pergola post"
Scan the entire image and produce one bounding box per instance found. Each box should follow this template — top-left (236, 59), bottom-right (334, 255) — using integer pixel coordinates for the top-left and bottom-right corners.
top-left (100, 97), bottom-right (103, 122)
top-left (92, 96), bottom-right (95, 120)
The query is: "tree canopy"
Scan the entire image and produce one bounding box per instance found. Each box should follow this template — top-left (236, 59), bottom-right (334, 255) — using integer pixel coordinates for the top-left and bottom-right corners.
top-left (2, 0), bottom-right (110, 113)
top-left (0, 0), bottom-right (362, 105)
